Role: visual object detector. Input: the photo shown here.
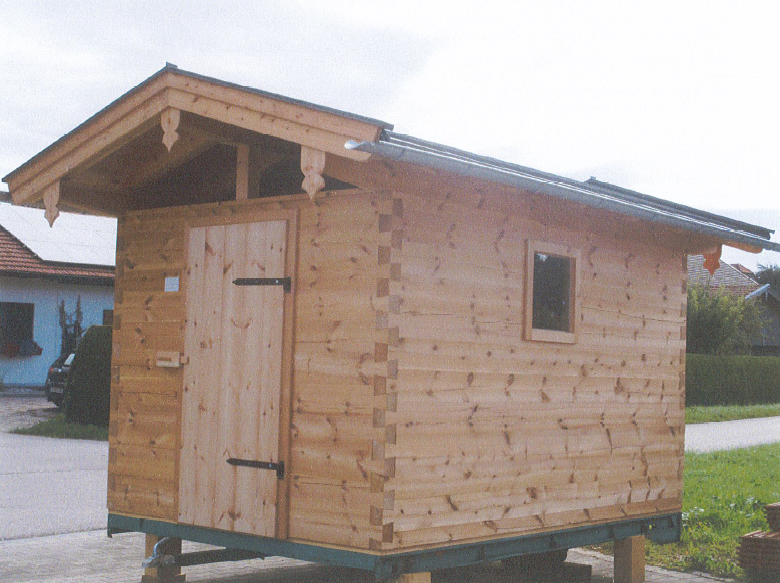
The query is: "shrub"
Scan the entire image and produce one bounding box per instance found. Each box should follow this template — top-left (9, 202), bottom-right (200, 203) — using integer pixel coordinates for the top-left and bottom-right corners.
top-left (64, 325), bottom-right (112, 426)
top-left (686, 353), bottom-right (780, 406)
top-left (686, 284), bottom-right (762, 356)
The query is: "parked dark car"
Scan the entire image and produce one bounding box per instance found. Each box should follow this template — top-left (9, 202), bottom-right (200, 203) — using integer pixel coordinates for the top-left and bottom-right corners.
top-left (45, 353), bottom-right (75, 407)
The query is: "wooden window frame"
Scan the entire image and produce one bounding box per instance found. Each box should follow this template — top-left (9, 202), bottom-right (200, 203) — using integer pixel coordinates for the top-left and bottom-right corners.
top-left (524, 240), bottom-right (581, 344)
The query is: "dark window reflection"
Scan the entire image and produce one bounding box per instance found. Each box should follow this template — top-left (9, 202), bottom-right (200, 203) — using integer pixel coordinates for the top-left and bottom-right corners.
top-left (532, 253), bottom-right (571, 332)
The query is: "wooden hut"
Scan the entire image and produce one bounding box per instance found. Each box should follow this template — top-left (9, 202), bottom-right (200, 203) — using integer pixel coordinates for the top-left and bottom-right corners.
top-left (4, 65), bottom-right (779, 582)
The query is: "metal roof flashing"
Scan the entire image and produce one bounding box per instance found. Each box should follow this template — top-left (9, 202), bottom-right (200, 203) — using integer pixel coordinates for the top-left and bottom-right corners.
top-left (346, 135), bottom-right (780, 254)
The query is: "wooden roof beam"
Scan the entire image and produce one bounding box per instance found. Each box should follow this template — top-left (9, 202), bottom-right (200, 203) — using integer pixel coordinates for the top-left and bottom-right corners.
top-left (8, 91), bottom-right (169, 207)
top-left (6, 69), bottom-right (382, 211)
top-left (166, 88), bottom-right (370, 164)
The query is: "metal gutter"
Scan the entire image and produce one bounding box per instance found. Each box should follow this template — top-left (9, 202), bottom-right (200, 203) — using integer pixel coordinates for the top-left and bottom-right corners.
top-left (347, 137), bottom-right (780, 253)
top-left (746, 284), bottom-right (772, 299)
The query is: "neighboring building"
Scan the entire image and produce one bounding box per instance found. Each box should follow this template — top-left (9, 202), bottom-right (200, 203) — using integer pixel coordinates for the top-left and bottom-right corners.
top-left (0, 202), bottom-right (115, 387)
top-left (687, 254), bottom-right (780, 355)
top-left (746, 284), bottom-right (780, 356)
top-left (732, 263), bottom-right (758, 279)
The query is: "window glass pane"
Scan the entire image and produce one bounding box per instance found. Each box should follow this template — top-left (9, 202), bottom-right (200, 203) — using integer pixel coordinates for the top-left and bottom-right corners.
top-left (532, 253), bottom-right (571, 332)
top-left (0, 302), bottom-right (35, 347)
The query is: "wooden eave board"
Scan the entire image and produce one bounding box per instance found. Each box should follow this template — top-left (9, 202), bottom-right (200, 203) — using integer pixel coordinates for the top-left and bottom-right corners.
top-left (5, 69), bottom-right (380, 209)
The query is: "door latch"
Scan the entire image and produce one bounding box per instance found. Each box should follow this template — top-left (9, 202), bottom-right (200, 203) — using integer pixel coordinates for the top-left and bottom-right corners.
top-left (233, 277), bottom-right (291, 293)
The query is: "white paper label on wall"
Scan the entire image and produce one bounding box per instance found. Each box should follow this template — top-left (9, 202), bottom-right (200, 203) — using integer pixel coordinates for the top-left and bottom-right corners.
top-left (164, 276), bottom-right (180, 292)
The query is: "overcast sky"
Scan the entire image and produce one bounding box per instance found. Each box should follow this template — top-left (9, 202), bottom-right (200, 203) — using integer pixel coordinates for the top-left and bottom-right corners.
top-left (1, 1), bottom-right (778, 267)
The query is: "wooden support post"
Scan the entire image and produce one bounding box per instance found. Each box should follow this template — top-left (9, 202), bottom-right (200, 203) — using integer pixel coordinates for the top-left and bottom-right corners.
top-left (236, 144), bottom-right (249, 200)
top-left (393, 573), bottom-right (431, 583)
top-left (614, 535), bottom-right (645, 583)
top-left (141, 534), bottom-right (185, 583)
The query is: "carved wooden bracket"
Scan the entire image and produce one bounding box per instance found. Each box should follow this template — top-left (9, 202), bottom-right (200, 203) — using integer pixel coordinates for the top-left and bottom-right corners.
top-left (301, 146), bottom-right (326, 200)
top-left (702, 244), bottom-right (722, 276)
top-left (161, 108), bottom-right (181, 152)
top-left (43, 181), bottom-right (60, 227)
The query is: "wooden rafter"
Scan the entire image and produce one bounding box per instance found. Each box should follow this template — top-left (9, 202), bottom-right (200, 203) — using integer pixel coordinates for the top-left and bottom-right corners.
top-left (76, 129), bottom-right (216, 191)
top-left (5, 68), bottom-right (382, 211)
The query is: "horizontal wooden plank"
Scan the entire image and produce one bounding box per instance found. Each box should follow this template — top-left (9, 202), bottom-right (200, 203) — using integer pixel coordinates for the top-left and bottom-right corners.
top-left (390, 497), bottom-right (683, 547)
top-left (107, 474), bottom-right (176, 520)
top-left (110, 391), bottom-right (179, 448)
top-left (109, 442), bottom-right (176, 482)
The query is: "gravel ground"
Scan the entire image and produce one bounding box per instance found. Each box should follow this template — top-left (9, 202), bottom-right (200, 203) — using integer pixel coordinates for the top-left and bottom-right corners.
top-left (0, 389), bottom-right (58, 432)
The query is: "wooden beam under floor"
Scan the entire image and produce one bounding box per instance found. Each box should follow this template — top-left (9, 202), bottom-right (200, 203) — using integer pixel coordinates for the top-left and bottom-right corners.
top-left (614, 535), bottom-right (645, 583)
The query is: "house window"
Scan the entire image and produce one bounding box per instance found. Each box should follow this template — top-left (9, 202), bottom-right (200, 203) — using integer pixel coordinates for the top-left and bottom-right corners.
top-left (0, 302), bottom-right (35, 351)
top-left (525, 241), bottom-right (580, 343)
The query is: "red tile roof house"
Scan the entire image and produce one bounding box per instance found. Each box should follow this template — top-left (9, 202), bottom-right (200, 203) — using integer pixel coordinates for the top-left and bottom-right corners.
top-left (688, 254), bottom-right (780, 355)
top-left (0, 199), bottom-right (115, 387)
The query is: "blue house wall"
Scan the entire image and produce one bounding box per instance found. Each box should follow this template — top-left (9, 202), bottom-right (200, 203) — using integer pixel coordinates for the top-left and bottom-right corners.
top-left (0, 275), bottom-right (114, 387)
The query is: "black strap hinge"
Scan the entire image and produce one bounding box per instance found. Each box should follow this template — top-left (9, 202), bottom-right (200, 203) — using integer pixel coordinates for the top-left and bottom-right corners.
top-left (233, 277), bottom-right (291, 293)
top-left (226, 458), bottom-right (285, 480)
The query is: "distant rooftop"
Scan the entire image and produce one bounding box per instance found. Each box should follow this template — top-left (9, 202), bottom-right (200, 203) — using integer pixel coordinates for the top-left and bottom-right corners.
top-left (688, 254), bottom-right (760, 297)
top-left (0, 202), bottom-right (116, 267)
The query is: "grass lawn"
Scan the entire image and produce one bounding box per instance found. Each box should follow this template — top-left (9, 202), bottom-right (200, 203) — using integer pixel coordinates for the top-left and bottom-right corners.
top-left (686, 403), bottom-right (780, 424)
top-left (11, 413), bottom-right (108, 441)
top-left (597, 444), bottom-right (780, 579)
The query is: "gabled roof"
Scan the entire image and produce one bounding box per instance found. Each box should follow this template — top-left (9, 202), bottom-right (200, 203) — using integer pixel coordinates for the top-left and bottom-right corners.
top-left (3, 66), bottom-right (779, 255)
top-left (687, 254), bottom-right (761, 297)
top-left (732, 263), bottom-right (758, 280)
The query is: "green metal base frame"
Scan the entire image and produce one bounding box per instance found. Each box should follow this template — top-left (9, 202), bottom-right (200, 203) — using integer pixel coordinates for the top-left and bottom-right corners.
top-left (108, 512), bottom-right (680, 579)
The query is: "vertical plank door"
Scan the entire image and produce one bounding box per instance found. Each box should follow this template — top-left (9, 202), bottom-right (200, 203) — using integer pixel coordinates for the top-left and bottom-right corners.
top-left (179, 220), bottom-right (288, 537)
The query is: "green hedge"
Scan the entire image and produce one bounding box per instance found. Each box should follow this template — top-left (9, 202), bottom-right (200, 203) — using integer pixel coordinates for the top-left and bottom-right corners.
top-left (64, 325), bottom-right (112, 426)
top-left (686, 354), bottom-right (780, 406)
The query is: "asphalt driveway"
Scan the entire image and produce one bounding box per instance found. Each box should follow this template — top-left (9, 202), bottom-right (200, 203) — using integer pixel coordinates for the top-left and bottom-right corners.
top-left (685, 415), bottom-right (780, 453)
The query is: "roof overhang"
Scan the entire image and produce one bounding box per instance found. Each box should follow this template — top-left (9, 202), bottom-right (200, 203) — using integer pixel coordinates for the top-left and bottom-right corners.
top-left (3, 65), bottom-right (391, 214)
top-left (347, 133), bottom-right (780, 254)
top-left (4, 66), bottom-right (778, 257)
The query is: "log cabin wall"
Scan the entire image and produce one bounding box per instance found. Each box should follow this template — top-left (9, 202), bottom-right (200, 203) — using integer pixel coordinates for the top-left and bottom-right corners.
top-left (106, 176), bottom-right (687, 554)
top-left (107, 189), bottom-right (388, 549)
top-left (375, 184), bottom-right (688, 550)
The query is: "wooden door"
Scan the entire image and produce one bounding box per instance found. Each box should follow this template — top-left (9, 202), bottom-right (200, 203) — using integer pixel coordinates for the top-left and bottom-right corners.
top-left (179, 219), bottom-right (288, 537)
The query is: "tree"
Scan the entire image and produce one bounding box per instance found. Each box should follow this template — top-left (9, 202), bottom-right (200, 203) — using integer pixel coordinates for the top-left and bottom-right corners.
top-left (755, 263), bottom-right (780, 293)
top-left (686, 284), bottom-right (762, 355)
